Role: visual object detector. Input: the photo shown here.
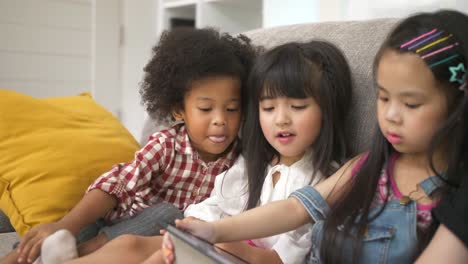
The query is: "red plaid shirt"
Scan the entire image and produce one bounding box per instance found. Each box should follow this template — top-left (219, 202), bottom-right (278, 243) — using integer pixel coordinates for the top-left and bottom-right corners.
top-left (87, 123), bottom-right (239, 221)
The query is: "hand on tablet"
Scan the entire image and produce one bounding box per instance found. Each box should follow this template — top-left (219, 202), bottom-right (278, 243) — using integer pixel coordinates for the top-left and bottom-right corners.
top-left (175, 217), bottom-right (216, 243)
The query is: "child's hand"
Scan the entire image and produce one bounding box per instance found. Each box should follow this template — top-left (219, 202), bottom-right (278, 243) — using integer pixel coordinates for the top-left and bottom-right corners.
top-left (161, 230), bottom-right (175, 264)
top-left (17, 222), bottom-right (63, 263)
top-left (175, 217), bottom-right (216, 243)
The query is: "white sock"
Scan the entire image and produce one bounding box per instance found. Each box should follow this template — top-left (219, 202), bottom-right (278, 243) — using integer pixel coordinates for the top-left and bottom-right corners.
top-left (34, 229), bottom-right (78, 264)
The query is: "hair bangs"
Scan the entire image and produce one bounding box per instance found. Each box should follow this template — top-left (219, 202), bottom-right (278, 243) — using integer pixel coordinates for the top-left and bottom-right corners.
top-left (259, 48), bottom-right (321, 100)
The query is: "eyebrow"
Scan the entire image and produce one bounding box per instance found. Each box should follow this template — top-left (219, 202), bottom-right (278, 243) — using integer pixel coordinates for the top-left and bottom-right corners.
top-left (196, 97), bottom-right (240, 102)
top-left (378, 86), bottom-right (426, 99)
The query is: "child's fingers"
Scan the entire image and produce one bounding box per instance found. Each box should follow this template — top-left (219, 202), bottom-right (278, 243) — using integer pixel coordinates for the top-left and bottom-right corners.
top-left (163, 248), bottom-right (175, 264)
top-left (17, 230), bottom-right (36, 253)
top-left (160, 229), bottom-right (166, 235)
top-left (18, 236), bottom-right (40, 263)
top-left (162, 233), bottom-right (174, 250)
top-left (26, 239), bottom-right (43, 263)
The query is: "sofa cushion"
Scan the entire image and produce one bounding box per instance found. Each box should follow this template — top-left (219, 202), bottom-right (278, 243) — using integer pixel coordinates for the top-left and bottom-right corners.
top-left (0, 90), bottom-right (140, 236)
top-left (244, 18), bottom-right (398, 156)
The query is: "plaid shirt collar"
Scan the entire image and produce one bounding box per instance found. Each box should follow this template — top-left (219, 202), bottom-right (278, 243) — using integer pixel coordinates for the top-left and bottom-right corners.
top-left (174, 123), bottom-right (239, 168)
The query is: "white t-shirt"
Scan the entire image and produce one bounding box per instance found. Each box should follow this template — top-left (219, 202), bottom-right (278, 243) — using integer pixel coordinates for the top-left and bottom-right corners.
top-left (184, 151), bottom-right (323, 264)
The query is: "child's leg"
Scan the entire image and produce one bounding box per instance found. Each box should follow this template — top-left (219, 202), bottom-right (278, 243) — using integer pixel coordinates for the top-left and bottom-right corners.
top-left (141, 249), bottom-right (165, 264)
top-left (216, 241), bottom-right (282, 264)
top-left (65, 235), bottom-right (163, 264)
top-left (79, 202), bottom-right (183, 255)
top-left (76, 233), bottom-right (108, 256)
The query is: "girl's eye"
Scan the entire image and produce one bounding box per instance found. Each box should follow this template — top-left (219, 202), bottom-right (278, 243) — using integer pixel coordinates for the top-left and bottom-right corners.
top-left (227, 107), bottom-right (239, 112)
top-left (378, 96), bottom-right (389, 102)
top-left (261, 107), bottom-right (274, 112)
top-left (292, 105), bottom-right (307, 110)
top-left (405, 103), bottom-right (420, 109)
top-left (198, 108), bottom-right (212, 112)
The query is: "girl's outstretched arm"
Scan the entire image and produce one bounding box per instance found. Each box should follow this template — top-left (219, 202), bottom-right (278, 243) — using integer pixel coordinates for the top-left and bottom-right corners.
top-left (415, 224), bottom-right (468, 264)
top-left (176, 198), bottom-right (310, 243)
top-left (176, 157), bottom-right (358, 244)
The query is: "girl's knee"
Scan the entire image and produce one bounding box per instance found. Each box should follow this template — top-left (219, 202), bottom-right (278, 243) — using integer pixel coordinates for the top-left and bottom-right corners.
top-left (113, 234), bottom-right (146, 250)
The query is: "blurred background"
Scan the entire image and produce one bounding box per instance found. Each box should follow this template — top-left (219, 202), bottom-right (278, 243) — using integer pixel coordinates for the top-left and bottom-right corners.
top-left (1, 0), bottom-right (467, 139)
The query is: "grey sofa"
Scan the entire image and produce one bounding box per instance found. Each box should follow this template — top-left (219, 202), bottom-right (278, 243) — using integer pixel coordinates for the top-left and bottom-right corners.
top-left (0, 18), bottom-right (398, 257)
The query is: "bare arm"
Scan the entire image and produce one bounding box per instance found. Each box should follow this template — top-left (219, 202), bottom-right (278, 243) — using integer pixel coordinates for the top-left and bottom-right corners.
top-left (212, 197), bottom-right (309, 243)
top-left (176, 157), bottom-right (358, 244)
top-left (57, 189), bottom-right (117, 235)
top-left (17, 189), bottom-right (117, 263)
top-left (416, 224), bottom-right (468, 264)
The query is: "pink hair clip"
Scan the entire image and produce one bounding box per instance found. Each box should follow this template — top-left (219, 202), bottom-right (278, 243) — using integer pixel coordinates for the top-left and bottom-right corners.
top-left (400, 28), bottom-right (438, 49)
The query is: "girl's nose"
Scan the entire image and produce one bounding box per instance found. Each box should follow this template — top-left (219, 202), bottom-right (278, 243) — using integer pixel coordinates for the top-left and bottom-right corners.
top-left (385, 103), bottom-right (402, 124)
top-left (213, 111), bottom-right (226, 126)
top-left (275, 108), bottom-right (291, 126)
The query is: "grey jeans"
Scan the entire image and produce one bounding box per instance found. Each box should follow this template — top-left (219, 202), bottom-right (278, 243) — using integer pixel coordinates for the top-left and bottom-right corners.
top-left (77, 202), bottom-right (183, 244)
top-left (11, 202), bottom-right (183, 250)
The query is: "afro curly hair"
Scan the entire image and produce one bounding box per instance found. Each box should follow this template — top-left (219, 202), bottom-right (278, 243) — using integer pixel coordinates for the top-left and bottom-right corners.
top-left (140, 27), bottom-right (257, 122)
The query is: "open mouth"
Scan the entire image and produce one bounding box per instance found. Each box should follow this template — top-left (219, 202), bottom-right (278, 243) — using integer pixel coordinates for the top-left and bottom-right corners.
top-left (209, 135), bottom-right (227, 143)
top-left (277, 132), bottom-right (295, 138)
top-left (276, 132), bottom-right (295, 143)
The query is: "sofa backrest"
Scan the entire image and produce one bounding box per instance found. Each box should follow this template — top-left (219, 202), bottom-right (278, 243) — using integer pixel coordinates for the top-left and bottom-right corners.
top-left (244, 19), bottom-right (398, 156)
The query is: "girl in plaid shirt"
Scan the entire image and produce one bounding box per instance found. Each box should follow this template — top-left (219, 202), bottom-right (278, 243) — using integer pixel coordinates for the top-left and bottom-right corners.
top-left (9, 27), bottom-right (256, 264)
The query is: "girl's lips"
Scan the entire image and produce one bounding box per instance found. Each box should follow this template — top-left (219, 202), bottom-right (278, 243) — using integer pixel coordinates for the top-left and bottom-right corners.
top-left (208, 135), bottom-right (227, 143)
top-left (387, 133), bottom-right (402, 144)
top-left (276, 133), bottom-right (295, 144)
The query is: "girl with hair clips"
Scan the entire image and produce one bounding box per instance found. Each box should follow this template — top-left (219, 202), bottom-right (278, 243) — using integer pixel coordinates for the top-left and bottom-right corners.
top-left (164, 9), bottom-right (468, 264)
top-left (146, 40), bottom-right (353, 264)
top-left (1, 27), bottom-right (256, 264)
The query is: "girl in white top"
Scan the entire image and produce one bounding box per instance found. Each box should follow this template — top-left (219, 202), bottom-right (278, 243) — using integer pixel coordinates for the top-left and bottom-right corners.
top-left (155, 40), bottom-right (353, 264)
top-left (184, 153), bottom-right (318, 263)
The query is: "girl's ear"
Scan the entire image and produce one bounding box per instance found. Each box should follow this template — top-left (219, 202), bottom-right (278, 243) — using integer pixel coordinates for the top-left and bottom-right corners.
top-left (171, 108), bottom-right (185, 121)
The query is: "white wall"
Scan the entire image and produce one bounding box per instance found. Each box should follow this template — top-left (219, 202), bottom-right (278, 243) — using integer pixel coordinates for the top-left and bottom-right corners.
top-left (92, 0), bottom-right (121, 118)
top-left (343, 0), bottom-right (468, 20)
top-left (263, 0), bottom-right (319, 28)
top-left (0, 0), bottom-right (92, 98)
top-left (119, 0), bottom-right (159, 140)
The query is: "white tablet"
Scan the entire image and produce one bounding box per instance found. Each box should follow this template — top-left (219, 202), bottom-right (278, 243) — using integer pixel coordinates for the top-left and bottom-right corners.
top-left (166, 225), bottom-right (248, 264)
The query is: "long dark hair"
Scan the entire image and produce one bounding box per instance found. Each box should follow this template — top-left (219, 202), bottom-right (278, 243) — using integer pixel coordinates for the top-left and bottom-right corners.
top-left (243, 40), bottom-right (353, 210)
top-left (321, 10), bottom-right (468, 263)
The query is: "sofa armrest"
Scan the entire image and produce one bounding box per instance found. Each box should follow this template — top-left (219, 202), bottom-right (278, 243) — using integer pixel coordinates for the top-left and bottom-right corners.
top-left (0, 210), bottom-right (14, 233)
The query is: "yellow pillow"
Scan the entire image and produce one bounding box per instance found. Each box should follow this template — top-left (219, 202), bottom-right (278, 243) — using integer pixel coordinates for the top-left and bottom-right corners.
top-left (0, 90), bottom-right (140, 236)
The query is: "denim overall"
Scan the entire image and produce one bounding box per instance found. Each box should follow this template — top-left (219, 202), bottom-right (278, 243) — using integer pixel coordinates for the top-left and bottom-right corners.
top-left (290, 176), bottom-right (443, 264)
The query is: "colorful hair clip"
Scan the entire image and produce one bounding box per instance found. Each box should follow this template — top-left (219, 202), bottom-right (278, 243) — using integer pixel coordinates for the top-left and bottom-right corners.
top-left (400, 28), bottom-right (438, 49)
top-left (449, 62), bottom-right (466, 84)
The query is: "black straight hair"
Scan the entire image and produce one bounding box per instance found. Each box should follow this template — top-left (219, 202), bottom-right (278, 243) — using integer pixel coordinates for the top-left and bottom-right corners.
top-left (243, 40), bottom-right (353, 210)
top-left (320, 10), bottom-right (468, 264)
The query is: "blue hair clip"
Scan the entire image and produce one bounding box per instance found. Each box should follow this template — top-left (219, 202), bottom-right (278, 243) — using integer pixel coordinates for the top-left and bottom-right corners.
top-left (449, 62), bottom-right (466, 84)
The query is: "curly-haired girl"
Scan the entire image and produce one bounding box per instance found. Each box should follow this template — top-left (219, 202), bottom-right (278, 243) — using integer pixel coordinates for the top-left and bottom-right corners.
top-left (3, 27), bottom-right (256, 264)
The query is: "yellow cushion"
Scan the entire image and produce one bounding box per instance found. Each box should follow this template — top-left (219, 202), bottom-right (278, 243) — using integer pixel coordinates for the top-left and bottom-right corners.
top-left (0, 90), bottom-right (140, 236)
